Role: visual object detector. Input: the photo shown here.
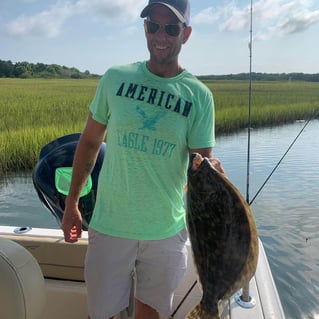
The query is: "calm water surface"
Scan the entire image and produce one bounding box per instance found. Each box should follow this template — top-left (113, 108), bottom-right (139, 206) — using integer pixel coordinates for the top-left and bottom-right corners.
top-left (1, 120), bottom-right (319, 319)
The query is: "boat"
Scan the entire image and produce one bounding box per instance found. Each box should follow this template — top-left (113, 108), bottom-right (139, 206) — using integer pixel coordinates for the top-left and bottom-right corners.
top-left (0, 225), bottom-right (285, 319)
top-left (0, 133), bottom-right (286, 319)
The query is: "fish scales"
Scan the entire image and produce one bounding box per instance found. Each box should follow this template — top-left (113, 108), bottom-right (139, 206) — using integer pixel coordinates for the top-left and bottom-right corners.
top-left (185, 153), bottom-right (259, 319)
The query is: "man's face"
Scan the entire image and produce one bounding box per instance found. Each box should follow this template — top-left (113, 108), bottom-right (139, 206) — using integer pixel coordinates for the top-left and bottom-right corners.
top-left (145, 4), bottom-right (191, 67)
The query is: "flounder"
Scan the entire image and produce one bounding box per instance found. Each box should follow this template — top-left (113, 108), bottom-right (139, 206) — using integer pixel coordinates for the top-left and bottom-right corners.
top-left (186, 153), bottom-right (259, 319)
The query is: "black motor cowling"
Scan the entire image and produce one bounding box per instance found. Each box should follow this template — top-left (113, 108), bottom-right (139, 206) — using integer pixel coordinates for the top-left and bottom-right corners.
top-left (32, 133), bottom-right (105, 230)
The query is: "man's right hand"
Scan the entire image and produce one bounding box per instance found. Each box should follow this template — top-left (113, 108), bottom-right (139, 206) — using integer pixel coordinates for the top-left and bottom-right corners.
top-left (61, 206), bottom-right (83, 243)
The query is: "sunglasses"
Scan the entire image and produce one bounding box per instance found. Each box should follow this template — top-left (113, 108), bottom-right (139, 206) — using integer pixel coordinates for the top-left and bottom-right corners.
top-left (144, 20), bottom-right (185, 37)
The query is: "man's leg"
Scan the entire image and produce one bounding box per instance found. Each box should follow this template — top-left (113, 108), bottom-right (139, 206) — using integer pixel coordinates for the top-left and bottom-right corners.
top-left (135, 229), bottom-right (188, 318)
top-left (135, 299), bottom-right (160, 319)
top-left (85, 229), bottom-right (137, 319)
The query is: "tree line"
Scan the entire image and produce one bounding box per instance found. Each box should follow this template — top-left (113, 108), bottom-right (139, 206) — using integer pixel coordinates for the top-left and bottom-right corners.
top-left (0, 59), bottom-right (100, 79)
top-left (198, 72), bottom-right (319, 82)
top-left (1, 59), bottom-right (319, 82)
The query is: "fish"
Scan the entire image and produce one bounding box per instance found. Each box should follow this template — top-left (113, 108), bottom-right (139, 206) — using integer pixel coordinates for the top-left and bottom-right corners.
top-left (185, 153), bottom-right (259, 319)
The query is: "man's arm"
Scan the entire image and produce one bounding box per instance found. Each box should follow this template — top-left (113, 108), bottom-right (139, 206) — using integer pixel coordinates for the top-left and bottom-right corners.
top-left (61, 112), bottom-right (106, 242)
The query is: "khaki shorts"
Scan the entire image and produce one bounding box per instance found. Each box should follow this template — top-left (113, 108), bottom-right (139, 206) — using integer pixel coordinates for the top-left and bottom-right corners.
top-left (85, 228), bottom-right (188, 319)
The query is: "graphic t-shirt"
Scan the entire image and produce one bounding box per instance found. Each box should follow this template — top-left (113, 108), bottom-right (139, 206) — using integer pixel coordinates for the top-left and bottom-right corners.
top-left (89, 61), bottom-right (215, 240)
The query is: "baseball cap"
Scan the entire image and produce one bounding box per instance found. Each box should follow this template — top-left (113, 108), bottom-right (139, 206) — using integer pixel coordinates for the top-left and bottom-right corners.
top-left (140, 0), bottom-right (190, 26)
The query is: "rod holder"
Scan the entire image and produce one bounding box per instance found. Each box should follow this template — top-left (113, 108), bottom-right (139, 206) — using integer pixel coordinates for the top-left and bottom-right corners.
top-left (234, 282), bottom-right (256, 309)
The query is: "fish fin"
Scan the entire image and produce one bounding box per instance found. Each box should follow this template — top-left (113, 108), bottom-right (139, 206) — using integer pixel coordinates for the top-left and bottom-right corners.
top-left (186, 304), bottom-right (220, 319)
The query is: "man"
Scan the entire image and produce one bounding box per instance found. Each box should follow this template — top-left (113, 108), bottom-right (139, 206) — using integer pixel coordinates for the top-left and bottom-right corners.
top-left (62, 1), bottom-right (225, 318)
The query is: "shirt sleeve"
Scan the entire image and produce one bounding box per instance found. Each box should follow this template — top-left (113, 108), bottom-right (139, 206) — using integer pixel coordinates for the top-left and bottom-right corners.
top-left (89, 72), bottom-right (110, 126)
top-left (188, 87), bottom-right (215, 149)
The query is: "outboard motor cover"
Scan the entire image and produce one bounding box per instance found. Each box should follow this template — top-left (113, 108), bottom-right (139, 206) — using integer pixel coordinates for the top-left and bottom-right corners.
top-left (33, 133), bottom-right (106, 230)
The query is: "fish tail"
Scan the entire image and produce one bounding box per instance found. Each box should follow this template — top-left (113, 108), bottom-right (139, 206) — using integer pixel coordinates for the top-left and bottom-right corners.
top-left (186, 304), bottom-right (220, 319)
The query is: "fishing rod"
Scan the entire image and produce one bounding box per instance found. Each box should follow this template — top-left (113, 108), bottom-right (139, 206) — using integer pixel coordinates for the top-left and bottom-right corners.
top-left (244, 0), bottom-right (319, 206)
top-left (170, 1), bottom-right (256, 316)
top-left (170, 0), bottom-right (257, 315)
top-left (241, 0), bottom-right (319, 304)
top-left (245, 0), bottom-right (253, 205)
top-left (240, 0), bottom-right (319, 304)
top-left (248, 109), bottom-right (318, 206)
top-left (169, 281), bottom-right (197, 318)
top-left (237, 0), bottom-right (255, 306)
top-left (170, 0), bottom-right (318, 313)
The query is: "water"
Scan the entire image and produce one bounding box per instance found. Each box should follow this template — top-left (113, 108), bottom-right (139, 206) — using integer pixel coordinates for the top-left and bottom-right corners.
top-left (214, 120), bottom-right (319, 319)
top-left (0, 173), bottom-right (58, 228)
top-left (1, 120), bottom-right (319, 319)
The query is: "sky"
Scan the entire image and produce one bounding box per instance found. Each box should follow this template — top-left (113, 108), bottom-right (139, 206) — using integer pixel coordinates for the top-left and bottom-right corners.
top-left (1, 0), bottom-right (319, 76)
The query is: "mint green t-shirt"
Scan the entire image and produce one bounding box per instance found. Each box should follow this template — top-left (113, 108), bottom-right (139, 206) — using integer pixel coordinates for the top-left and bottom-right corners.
top-left (89, 61), bottom-right (215, 240)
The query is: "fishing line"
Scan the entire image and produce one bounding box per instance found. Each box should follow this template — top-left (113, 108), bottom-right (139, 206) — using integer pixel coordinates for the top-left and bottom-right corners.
top-left (249, 109), bottom-right (319, 206)
top-left (169, 281), bottom-right (197, 318)
top-left (244, 0), bottom-right (318, 206)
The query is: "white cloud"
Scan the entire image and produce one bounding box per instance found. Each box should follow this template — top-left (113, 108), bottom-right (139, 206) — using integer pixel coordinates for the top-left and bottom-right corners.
top-left (192, 7), bottom-right (220, 25)
top-left (7, 2), bottom-right (73, 38)
top-left (75, 0), bottom-right (146, 22)
top-left (255, 3), bottom-right (319, 39)
top-left (221, 2), bottom-right (250, 32)
top-left (192, 1), bottom-right (250, 30)
top-left (193, 0), bottom-right (319, 40)
top-left (277, 8), bottom-right (319, 34)
top-left (6, 0), bottom-right (146, 38)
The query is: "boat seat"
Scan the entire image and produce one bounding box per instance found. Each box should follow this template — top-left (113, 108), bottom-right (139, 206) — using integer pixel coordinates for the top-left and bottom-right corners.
top-left (0, 237), bottom-right (46, 319)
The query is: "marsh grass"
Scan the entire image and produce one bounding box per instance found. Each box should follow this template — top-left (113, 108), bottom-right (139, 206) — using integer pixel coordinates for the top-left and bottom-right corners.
top-left (0, 78), bottom-right (96, 173)
top-left (1, 78), bottom-right (318, 174)
top-left (206, 80), bottom-right (319, 133)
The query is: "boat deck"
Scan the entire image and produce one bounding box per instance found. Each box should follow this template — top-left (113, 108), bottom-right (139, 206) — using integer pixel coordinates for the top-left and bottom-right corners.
top-left (0, 226), bottom-right (285, 319)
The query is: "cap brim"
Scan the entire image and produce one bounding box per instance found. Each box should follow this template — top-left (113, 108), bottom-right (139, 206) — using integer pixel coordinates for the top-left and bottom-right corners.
top-left (140, 2), bottom-right (186, 24)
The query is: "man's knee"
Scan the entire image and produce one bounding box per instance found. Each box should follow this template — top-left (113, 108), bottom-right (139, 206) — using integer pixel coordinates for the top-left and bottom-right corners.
top-left (135, 299), bottom-right (160, 319)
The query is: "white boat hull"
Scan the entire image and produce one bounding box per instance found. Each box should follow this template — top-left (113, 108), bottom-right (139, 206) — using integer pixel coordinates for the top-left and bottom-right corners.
top-left (0, 225), bottom-right (285, 319)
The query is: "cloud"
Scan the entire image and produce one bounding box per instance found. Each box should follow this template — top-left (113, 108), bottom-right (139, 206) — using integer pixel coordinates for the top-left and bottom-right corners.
top-left (192, 1), bottom-right (251, 31)
top-left (6, 0), bottom-right (146, 38)
top-left (75, 0), bottom-right (145, 22)
top-left (7, 2), bottom-right (73, 38)
top-left (255, 2), bottom-right (319, 40)
top-left (193, 0), bottom-right (319, 40)
top-left (277, 9), bottom-right (319, 34)
top-left (192, 1), bottom-right (250, 30)
top-left (191, 7), bottom-right (220, 25)
top-left (221, 2), bottom-right (250, 32)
